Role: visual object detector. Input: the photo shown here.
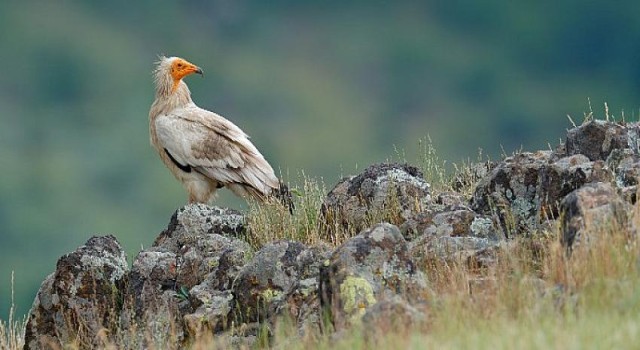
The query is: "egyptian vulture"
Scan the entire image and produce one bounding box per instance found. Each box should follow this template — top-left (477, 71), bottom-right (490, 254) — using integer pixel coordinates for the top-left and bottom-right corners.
top-left (149, 56), bottom-right (291, 209)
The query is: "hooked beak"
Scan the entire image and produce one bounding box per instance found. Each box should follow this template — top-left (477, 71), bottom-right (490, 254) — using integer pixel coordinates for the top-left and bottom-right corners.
top-left (194, 66), bottom-right (203, 76)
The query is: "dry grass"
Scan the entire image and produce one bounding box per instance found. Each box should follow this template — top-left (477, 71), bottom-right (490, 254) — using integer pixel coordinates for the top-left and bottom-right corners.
top-left (241, 140), bottom-right (640, 349)
top-left (1, 273), bottom-right (25, 350)
top-left (251, 215), bottom-right (640, 350)
top-left (0, 318), bottom-right (24, 350)
top-left (7, 139), bottom-right (640, 349)
top-left (245, 171), bottom-right (336, 248)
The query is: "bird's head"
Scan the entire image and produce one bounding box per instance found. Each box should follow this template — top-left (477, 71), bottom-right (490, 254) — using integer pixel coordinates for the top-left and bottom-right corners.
top-left (168, 57), bottom-right (203, 81)
top-left (154, 56), bottom-right (203, 94)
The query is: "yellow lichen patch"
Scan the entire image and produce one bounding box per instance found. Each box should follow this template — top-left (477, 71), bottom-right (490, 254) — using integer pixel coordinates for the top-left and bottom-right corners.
top-left (208, 259), bottom-right (219, 269)
top-left (260, 288), bottom-right (282, 304)
top-left (339, 276), bottom-right (377, 323)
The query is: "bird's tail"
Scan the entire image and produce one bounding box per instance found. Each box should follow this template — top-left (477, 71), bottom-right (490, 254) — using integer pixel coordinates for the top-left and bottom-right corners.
top-left (273, 182), bottom-right (295, 214)
top-left (228, 182), bottom-right (294, 214)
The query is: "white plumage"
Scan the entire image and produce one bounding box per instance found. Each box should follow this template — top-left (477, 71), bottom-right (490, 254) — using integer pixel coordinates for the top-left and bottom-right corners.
top-left (149, 56), bottom-right (282, 204)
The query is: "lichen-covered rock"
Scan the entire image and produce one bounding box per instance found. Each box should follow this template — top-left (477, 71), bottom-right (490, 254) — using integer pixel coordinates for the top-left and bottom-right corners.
top-left (406, 202), bottom-right (506, 268)
top-left (565, 120), bottom-right (636, 161)
top-left (124, 204), bottom-right (252, 346)
top-left (608, 149), bottom-right (640, 186)
top-left (471, 140), bottom-right (622, 239)
top-left (154, 204), bottom-right (246, 246)
top-left (471, 151), bottom-right (553, 237)
top-left (183, 289), bottom-right (234, 339)
top-left (321, 163), bottom-right (431, 235)
top-left (409, 235), bottom-right (502, 268)
top-left (607, 149), bottom-right (640, 203)
top-left (452, 161), bottom-right (497, 192)
top-left (400, 204), bottom-right (500, 241)
top-left (27, 119), bottom-right (640, 347)
top-left (232, 240), bottom-right (330, 333)
top-left (470, 148), bottom-right (615, 238)
top-left (561, 121), bottom-right (640, 204)
top-left (319, 223), bottom-right (429, 329)
top-left (361, 296), bottom-right (426, 336)
top-left (560, 182), bottom-right (630, 248)
top-left (24, 235), bottom-right (128, 350)
top-left (537, 154), bottom-right (612, 219)
top-left (434, 191), bottom-right (468, 208)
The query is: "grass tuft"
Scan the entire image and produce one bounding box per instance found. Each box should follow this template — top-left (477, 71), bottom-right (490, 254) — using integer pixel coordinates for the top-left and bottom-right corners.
top-left (1, 273), bottom-right (25, 350)
top-left (245, 171), bottom-right (337, 249)
top-left (7, 133), bottom-right (640, 349)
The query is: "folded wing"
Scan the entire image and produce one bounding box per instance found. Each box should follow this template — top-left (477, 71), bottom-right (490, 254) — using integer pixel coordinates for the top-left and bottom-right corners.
top-left (154, 105), bottom-right (280, 197)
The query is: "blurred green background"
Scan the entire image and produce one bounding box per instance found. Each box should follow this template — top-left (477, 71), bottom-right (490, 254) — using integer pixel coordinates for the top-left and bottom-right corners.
top-left (2, 1), bottom-right (640, 319)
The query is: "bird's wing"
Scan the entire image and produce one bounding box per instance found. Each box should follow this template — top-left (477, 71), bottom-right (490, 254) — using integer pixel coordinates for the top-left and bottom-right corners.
top-left (155, 105), bottom-right (279, 195)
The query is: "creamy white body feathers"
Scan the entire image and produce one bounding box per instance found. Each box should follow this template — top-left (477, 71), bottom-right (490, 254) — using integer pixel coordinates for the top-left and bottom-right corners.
top-left (149, 56), bottom-right (280, 203)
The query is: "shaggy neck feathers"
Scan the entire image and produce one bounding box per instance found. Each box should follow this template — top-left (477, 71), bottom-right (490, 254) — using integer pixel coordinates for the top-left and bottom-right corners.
top-left (150, 58), bottom-right (194, 117)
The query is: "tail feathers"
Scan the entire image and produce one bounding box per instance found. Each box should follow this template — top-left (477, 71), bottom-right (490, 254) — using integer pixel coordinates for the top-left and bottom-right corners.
top-left (226, 183), bottom-right (262, 200)
top-left (274, 182), bottom-right (295, 214)
top-left (226, 182), bottom-right (294, 214)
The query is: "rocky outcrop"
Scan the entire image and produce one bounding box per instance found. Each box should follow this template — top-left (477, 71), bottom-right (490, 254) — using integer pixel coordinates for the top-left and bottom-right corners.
top-left (470, 121), bottom-right (637, 238)
top-left (536, 154), bottom-right (611, 220)
top-left (560, 182), bottom-right (630, 249)
top-left (24, 120), bottom-right (640, 348)
top-left (24, 236), bottom-right (128, 350)
top-left (565, 120), bottom-right (637, 161)
top-left (24, 205), bottom-right (253, 349)
top-left (471, 151), bottom-right (554, 237)
top-left (319, 223), bottom-right (429, 330)
top-left (321, 163), bottom-right (431, 235)
top-left (26, 206), bottom-right (431, 348)
top-left (361, 296), bottom-right (426, 336)
top-left (400, 205), bottom-right (498, 241)
top-left (608, 149), bottom-right (640, 203)
top-left (232, 241), bottom-right (329, 334)
top-left (123, 204), bottom-right (251, 346)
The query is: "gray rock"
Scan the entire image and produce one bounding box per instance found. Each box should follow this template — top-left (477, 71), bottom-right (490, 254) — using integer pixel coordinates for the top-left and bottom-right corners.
top-left (24, 235), bottom-right (128, 350)
top-left (124, 204), bottom-right (252, 346)
top-left (183, 290), bottom-right (234, 339)
top-left (154, 204), bottom-right (246, 246)
top-left (560, 182), bottom-right (630, 248)
top-left (471, 151), bottom-right (553, 237)
top-left (606, 149), bottom-right (640, 203)
top-left (401, 204), bottom-right (500, 241)
top-left (565, 120), bottom-right (636, 161)
top-left (410, 235), bottom-right (503, 268)
top-left (321, 163), bottom-right (431, 234)
top-left (537, 154), bottom-right (612, 219)
top-left (471, 149), bottom-right (614, 238)
top-left (27, 119), bottom-right (640, 347)
top-left (434, 191), bottom-right (468, 207)
top-left (232, 240), bottom-right (329, 334)
top-left (361, 296), bottom-right (426, 336)
top-left (469, 122), bottom-right (640, 240)
top-left (452, 161), bottom-right (497, 193)
top-left (319, 223), bottom-right (429, 329)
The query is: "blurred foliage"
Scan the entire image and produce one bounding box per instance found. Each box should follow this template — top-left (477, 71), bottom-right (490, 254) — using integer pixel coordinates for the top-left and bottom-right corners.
top-left (2, 0), bottom-right (640, 318)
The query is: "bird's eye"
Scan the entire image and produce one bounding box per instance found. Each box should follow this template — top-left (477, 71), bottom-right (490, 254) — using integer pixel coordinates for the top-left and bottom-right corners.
top-left (177, 63), bottom-right (183, 68)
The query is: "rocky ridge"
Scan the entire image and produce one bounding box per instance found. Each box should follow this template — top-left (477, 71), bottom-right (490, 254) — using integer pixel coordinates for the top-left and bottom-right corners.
top-left (23, 120), bottom-right (640, 349)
